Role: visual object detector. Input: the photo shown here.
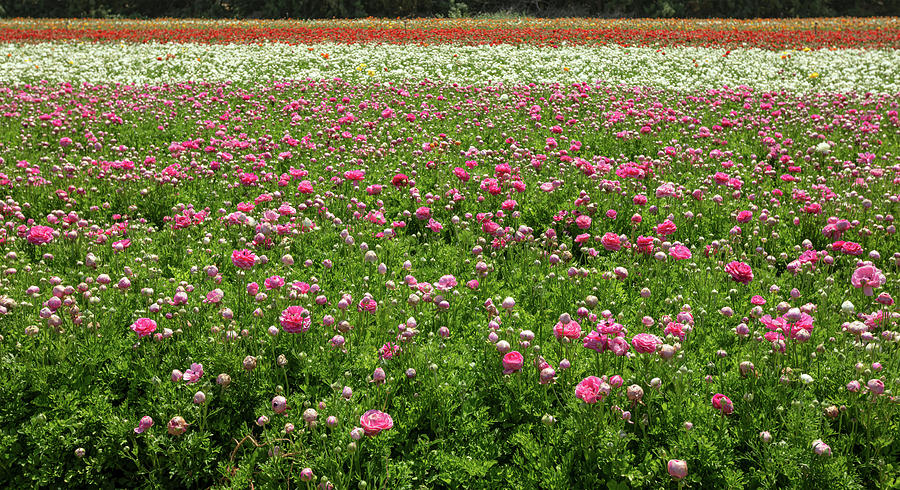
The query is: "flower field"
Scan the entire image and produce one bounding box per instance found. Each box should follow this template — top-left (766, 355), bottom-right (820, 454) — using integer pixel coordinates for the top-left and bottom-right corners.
top-left (0, 17), bottom-right (899, 489)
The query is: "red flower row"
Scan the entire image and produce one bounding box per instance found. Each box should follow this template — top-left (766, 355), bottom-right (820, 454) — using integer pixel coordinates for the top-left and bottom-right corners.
top-left (1, 26), bottom-right (898, 49)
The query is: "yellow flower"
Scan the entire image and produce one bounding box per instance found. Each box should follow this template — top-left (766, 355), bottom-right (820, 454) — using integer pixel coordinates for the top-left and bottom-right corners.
top-left (809, 72), bottom-right (819, 78)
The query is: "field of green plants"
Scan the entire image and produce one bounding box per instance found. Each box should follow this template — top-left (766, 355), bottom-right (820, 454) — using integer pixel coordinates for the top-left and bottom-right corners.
top-left (0, 17), bottom-right (898, 489)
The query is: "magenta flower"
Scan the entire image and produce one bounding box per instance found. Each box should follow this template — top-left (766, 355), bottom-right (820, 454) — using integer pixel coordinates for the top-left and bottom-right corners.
top-left (632, 333), bottom-right (661, 354)
top-left (231, 249), bottom-right (256, 270)
top-left (575, 376), bottom-right (606, 404)
top-left (667, 459), bottom-right (688, 480)
top-left (851, 264), bottom-right (886, 296)
top-left (26, 226), bottom-right (54, 245)
top-left (502, 351), bottom-right (524, 374)
top-left (131, 318), bottom-right (157, 338)
top-left (360, 409), bottom-right (393, 436)
top-left (280, 306), bottom-right (311, 333)
top-left (725, 261), bottom-right (753, 284)
top-left (712, 394), bottom-right (733, 415)
top-left (134, 416), bottom-right (154, 434)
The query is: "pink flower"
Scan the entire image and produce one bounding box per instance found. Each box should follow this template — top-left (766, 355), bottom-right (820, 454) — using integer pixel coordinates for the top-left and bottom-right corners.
top-left (231, 249), bottom-right (256, 270)
top-left (360, 409), bottom-right (393, 436)
top-left (632, 333), bottom-right (661, 354)
top-left (502, 351), bottom-right (524, 374)
top-left (272, 396), bottom-right (288, 414)
top-left (841, 242), bottom-right (863, 256)
top-left (357, 297), bottom-right (378, 313)
top-left (601, 232), bottom-right (621, 251)
top-left (204, 289), bottom-right (224, 304)
top-left (608, 336), bottom-right (630, 356)
top-left (131, 318), bottom-right (157, 338)
top-left (851, 265), bottom-right (886, 296)
top-left (712, 394), bottom-right (733, 415)
top-left (751, 295), bottom-right (766, 306)
top-left (553, 319), bottom-right (582, 340)
top-left (669, 244), bottom-right (692, 260)
top-left (667, 460), bottom-right (688, 480)
top-left (26, 226), bottom-right (54, 245)
top-left (167, 416), bottom-right (188, 436)
top-left (655, 219), bottom-right (677, 236)
top-left (736, 210), bottom-right (753, 223)
top-left (280, 306), bottom-right (311, 333)
top-left (134, 416), bottom-right (154, 434)
top-left (264, 275), bottom-right (285, 290)
top-left (575, 215), bottom-right (592, 230)
top-left (867, 379), bottom-right (885, 395)
top-left (435, 275), bottom-right (457, 291)
top-left (575, 376), bottom-right (606, 404)
top-left (725, 261), bottom-right (753, 285)
top-left (182, 363), bottom-right (203, 384)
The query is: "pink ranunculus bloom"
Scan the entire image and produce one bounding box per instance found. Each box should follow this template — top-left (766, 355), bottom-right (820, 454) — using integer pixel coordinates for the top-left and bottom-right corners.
top-left (502, 351), bottom-right (524, 374)
top-left (655, 219), bottom-right (677, 236)
top-left (840, 241), bottom-right (863, 256)
top-left (575, 376), bottom-right (604, 404)
top-left (435, 275), bottom-right (457, 291)
top-left (601, 232), bottom-right (621, 251)
top-left (183, 363), bottom-right (203, 384)
top-left (667, 460), bottom-right (688, 480)
top-left (264, 275), bottom-right (285, 290)
top-left (553, 319), bottom-right (582, 340)
top-left (280, 306), bottom-right (312, 333)
top-left (204, 289), bottom-right (224, 304)
top-left (231, 249), bottom-right (257, 270)
top-left (131, 318), bottom-right (157, 338)
top-left (736, 210), bottom-right (753, 223)
top-left (575, 214), bottom-right (592, 230)
top-left (26, 226), bottom-right (54, 245)
top-left (608, 336), bottom-right (630, 356)
top-left (867, 379), bottom-right (885, 395)
top-left (360, 409), bottom-right (393, 436)
top-left (134, 416), bottom-right (154, 434)
top-left (632, 333), bottom-right (661, 354)
top-left (669, 244), bottom-right (692, 260)
top-left (712, 393), bottom-right (733, 415)
top-left (851, 265), bottom-right (886, 296)
top-left (725, 261), bottom-right (753, 284)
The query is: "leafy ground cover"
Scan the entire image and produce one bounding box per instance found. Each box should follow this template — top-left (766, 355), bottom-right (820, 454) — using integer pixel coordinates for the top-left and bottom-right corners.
top-left (0, 17), bottom-right (898, 489)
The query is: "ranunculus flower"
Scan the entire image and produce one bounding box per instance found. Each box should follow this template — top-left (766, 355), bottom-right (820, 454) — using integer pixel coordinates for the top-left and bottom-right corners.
top-left (553, 319), bottom-right (582, 340)
top-left (167, 416), bottom-right (189, 435)
top-left (131, 318), bottom-right (157, 338)
top-left (575, 214), bottom-right (592, 230)
top-left (632, 333), bottom-right (661, 354)
top-left (26, 226), bottom-right (54, 245)
top-left (134, 416), bottom-right (154, 434)
top-left (280, 306), bottom-right (311, 333)
top-left (712, 393), bottom-right (733, 415)
top-left (575, 376), bottom-right (604, 404)
top-left (360, 409), bottom-right (393, 436)
top-left (502, 351), bottom-right (524, 374)
top-left (231, 249), bottom-right (256, 270)
top-left (601, 232), bottom-right (621, 251)
top-left (851, 265), bottom-right (886, 296)
top-left (667, 459), bottom-right (688, 480)
top-left (725, 261), bottom-right (753, 284)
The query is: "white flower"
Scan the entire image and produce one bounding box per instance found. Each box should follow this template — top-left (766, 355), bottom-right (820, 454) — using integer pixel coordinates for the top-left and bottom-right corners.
top-left (800, 374), bottom-right (814, 384)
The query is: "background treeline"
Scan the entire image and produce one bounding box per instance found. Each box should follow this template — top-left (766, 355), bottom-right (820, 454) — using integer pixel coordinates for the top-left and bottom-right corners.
top-left (1, 0), bottom-right (897, 21)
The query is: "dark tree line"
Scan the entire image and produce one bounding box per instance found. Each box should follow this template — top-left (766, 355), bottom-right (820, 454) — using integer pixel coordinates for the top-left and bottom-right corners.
top-left (1, 0), bottom-right (897, 19)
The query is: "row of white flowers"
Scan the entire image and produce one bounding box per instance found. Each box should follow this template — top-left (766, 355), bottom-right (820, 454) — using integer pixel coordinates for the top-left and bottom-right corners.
top-left (2, 42), bottom-right (898, 92)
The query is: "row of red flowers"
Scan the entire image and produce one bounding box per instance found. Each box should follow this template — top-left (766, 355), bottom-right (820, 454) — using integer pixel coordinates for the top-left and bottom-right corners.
top-left (1, 25), bottom-right (898, 49)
